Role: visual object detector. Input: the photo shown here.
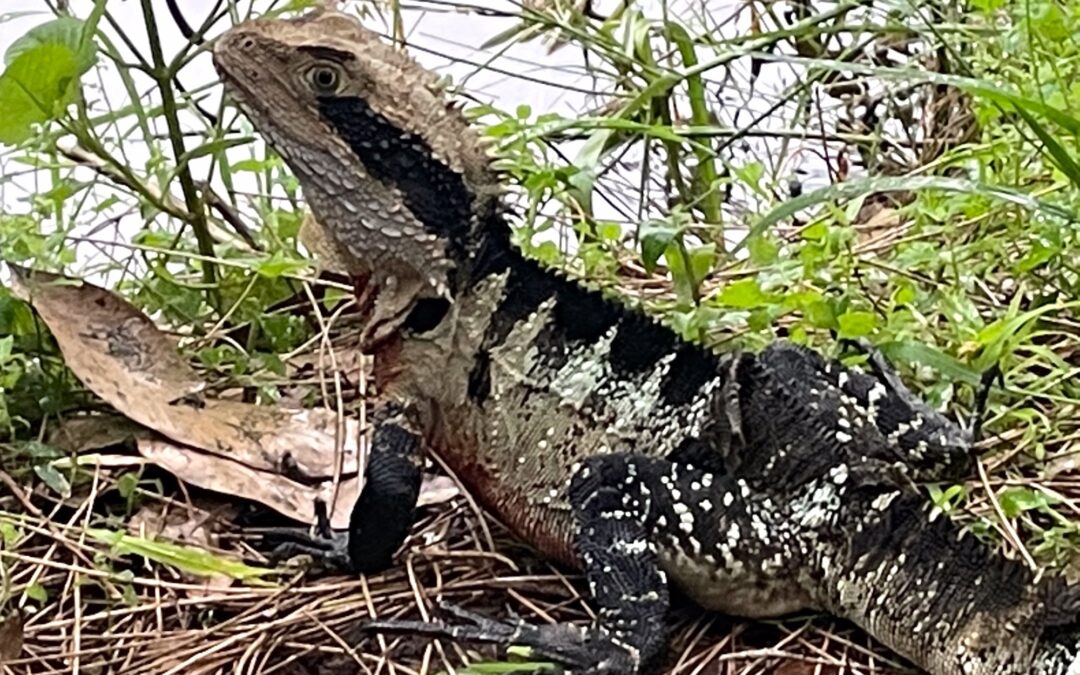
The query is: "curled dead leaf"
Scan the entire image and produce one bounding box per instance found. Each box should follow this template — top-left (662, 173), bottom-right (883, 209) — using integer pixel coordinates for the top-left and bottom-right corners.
top-left (139, 437), bottom-right (362, 530)
top-left (9, 265), bottom-right (359, 479)
top-left (10, 265), bottom-right (458, 536)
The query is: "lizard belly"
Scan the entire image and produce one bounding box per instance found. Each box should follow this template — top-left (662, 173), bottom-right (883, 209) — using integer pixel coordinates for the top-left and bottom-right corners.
top-left (425, 394), bottom-right (581, 567)
top-left (661, 548), bottom-right (816, 616)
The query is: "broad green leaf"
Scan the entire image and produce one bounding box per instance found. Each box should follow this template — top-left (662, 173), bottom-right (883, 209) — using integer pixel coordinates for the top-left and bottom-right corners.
top-left (999, 487), bottom-right (1058, 519)
top-left (567, 128), bottom-right (611, 208)
top-left (1031, 2), bottom-right (1069, 41)
top-left (747, 233), bottom-right (779, 265)
top-left (637, 220), bottom-right (679, 273)
top-left (0, 43), bottom-right (79, 145)
top-left (25, 583), bottom-right (48, 604)
top-left (716, 278), bottom-right (773, 308)
top-left (688, 244), bottom-right (716, 284)
top-left (0, 520), bottom-right (19, 547)
top-left (5, 17), bottom-right (95, 74)
top-left (34, 463), bottom-right (70, 497)
top-left (836, 310), bottom-right (876, 338)
top-left (733, 161), bottom-right (766, 195)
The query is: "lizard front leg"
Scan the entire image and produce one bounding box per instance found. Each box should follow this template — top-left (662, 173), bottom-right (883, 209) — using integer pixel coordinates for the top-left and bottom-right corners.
top-left (265, 401), bottom-right (423, 574)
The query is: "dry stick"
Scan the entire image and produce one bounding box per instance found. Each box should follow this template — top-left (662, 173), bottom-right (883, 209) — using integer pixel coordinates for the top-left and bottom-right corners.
top-left (302, 281), bottom-right (353, 527)
top-left (360, 573), bottom-right (398, 675)
top-left (425, 452), bottom-right (496, 558)
top-left (302, 609), bottom-right (368, 671)
top-left (0, 472), bottom-right (122, 601)
top-left (976, 458), bottom-right (1038, 572)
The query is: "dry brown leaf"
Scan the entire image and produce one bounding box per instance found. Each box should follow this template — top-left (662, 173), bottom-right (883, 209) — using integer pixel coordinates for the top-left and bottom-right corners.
top-left (47, 414), bottom-right (151, 453)
top-left (0, 611), bottom-right (24, 663)
top-left (11, 265), bottom-right (457, 535)
top-left (138, 437), bottom-right (362, 529)
top-left (138, 437), bottom-right (459, 529)
top-left (418, 475), bottom-right (460, 506)
top-left (9, 266), bottom-right (359, 479)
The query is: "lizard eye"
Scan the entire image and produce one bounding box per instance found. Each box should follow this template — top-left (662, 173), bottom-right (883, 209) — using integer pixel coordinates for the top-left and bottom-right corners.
top-left (306, 64), bottom-right (343, 94)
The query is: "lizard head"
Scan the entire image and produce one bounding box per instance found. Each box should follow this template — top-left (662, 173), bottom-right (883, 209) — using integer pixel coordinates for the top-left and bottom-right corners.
top-left (214, 9), bottom-right (503, 342)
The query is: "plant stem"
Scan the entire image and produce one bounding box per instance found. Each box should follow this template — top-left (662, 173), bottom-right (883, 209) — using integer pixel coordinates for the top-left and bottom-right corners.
top-left (139, 0), bottom-right (220, 310)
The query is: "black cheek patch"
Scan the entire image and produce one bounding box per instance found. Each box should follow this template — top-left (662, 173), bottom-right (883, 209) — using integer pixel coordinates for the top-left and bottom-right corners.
top-left (315, 96), bottom-right (473, 268)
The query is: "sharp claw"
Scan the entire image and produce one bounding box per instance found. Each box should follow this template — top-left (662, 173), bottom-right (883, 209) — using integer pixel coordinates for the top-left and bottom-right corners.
top-left (260, 527), bottom-right (334, 550)
top-left (363, 602), bottom-right (631, 672)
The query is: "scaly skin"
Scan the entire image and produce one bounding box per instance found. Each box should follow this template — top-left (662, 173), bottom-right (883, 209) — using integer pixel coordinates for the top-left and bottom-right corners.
top-left (213, 9), bottom-right (1080, 674)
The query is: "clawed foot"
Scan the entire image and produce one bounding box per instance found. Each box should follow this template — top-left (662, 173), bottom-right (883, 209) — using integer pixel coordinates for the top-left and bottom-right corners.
top-left (364, 601), bottom-right (640, 674)
top-left (259, 499), bottom-right (355, 572)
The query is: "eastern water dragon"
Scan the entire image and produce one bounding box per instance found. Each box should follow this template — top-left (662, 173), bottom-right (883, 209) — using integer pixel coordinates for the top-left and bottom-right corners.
top-left (212, 9), bottom-right (1080, 674)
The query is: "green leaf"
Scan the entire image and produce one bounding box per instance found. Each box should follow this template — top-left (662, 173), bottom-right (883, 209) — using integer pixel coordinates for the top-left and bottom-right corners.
top-left (1014, 106), bottom-right (1080, 192)
top-left (716, 278), bottom-right (772, 308)
top-left (877, 340), bottom-right (982, 386)
top-left (459, 659), bottom-right (558, 674)
top-left (86, 528), bottom-right (276, 581)
top-left (836, 310), bottom-right (876, 338)
top-left (688, 245), bottom-right (716, 285)
top-left (34, 463), bottom-right (71, 498)
top-left (116, 471), bottom-right (139, 500)
top-left (973, 300), bottom-right (1080, 369)
top-left (254, 252), bottom-right (308, 279)
top-left (999, 487), bottom-right (1058, 519)
top-left (5, 17), bottom-right (95, 73)
top-left (733, 161), bottom-right (765, 195)
top-left (637, 220), bottom-right (679, 273)
top-left (747, 233), bottom-right (779, 265)
top-left (25, 582), bottom-right (48, 604)
top-left (231, 158), bottom-right (279, 173)
top-left (1031, 2), bottom-right (1069, 41)
top-left (567, 128), bottom-right (612, 209)
top-left (0, 43), bottom-right (80, 145)
top-left (0, 520), bottom-right (19, 547)
top-left (746, 176), bottom-right (1076, 257)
